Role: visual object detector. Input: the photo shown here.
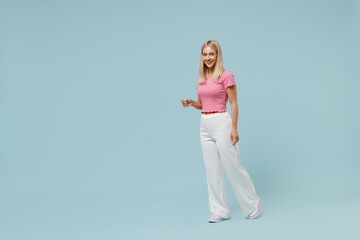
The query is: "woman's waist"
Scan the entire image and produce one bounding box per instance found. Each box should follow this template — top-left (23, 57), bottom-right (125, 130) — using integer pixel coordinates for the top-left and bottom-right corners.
top-left (200, 102), bottom-right (227, 114)
top-left (201, 111), bottom-right (229, 120)
top-left (201, 110), bottom-right (226, 115)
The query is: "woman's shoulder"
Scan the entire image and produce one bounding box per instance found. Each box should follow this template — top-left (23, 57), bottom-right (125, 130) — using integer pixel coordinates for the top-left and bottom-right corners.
top-left (219, 69), bottom-right (234, 81)
top-left (218, 69), bottom-right (236, 88)
top-left (222, 69), bottom-right (233, 76)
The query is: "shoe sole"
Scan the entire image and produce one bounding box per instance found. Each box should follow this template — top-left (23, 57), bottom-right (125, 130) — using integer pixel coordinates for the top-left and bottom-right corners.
top-left (247, 204), bottom-right (260, 219)
top-left (208, 217), bottom-right (231, 223)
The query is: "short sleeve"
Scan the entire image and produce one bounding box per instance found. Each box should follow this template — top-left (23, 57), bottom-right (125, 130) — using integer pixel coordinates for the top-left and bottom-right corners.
top-left (220, 71), bottom-right (236, 89)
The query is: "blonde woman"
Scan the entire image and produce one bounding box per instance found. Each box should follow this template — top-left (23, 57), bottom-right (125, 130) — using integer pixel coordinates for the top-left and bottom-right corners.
top-left (180, 40), bottom-right (261, 223)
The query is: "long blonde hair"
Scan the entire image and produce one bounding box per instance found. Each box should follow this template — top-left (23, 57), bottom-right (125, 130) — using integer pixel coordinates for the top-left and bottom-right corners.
top-left (198, 40), bottom-right (225, 84)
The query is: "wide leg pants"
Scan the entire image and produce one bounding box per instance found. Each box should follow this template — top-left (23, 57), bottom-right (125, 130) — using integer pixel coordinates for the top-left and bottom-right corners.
top-left (200, 111), bottom-right (260, 218)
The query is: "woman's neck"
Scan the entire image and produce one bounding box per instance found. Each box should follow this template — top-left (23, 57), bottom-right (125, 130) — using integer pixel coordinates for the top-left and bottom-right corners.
top-left (208, 68), bottom-right (214, 77)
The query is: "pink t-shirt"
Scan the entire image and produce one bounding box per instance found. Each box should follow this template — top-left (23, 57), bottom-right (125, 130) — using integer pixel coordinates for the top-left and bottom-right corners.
top-left (196, 70), bottom-right (236, 113)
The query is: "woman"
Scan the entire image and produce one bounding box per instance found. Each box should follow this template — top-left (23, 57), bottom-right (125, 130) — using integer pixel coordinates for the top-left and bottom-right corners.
top-left (180, 40), bottom-right (261, 223)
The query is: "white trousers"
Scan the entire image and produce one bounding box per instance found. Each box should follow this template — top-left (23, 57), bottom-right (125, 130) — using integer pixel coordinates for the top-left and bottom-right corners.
top-left (200, 111), bottom-right (260, 218)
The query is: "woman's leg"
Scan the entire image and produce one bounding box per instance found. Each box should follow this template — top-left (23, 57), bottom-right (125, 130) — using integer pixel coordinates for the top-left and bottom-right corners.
top-left (200, 118), bottom-right (231, 219)
top-left (211, 113), bottom-right (260, 217)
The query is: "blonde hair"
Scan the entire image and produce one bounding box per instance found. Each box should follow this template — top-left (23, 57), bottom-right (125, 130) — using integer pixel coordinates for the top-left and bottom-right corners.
top-left (198, 40), bottom-right (225, 84)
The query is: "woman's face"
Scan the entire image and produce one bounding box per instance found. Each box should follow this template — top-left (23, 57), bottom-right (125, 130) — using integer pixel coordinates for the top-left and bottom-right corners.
top-left (202, 46), bottom-right (217, 70)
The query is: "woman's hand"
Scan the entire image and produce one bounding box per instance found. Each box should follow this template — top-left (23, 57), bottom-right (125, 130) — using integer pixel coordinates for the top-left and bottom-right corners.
top-left (230, 128), bottom-right (239, 145)
top-left (180, 98), bottom-right (193, 107)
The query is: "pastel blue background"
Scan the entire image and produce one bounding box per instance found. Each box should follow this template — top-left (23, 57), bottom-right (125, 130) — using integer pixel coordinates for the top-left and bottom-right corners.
top-left (1, 0), bottom-right (359, 239)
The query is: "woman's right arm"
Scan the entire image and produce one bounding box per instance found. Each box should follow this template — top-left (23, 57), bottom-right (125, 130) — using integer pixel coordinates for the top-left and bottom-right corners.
top-left (180, 96), bottom-right (202, 110)
top-left (192, 96), bottom-right (202, 110)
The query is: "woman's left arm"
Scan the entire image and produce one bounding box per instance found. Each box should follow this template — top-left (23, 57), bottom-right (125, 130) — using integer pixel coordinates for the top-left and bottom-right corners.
top-left (226, 85), bottom-right (239, 145)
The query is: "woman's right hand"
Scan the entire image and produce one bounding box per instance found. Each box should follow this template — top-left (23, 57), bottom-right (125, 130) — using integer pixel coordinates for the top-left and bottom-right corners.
top-left (180, 98), bottom-right (193, 107)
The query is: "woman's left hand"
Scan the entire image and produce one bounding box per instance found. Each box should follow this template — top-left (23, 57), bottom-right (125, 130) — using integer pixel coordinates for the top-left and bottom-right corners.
top-left (230, 128), bottom-right (239, 145)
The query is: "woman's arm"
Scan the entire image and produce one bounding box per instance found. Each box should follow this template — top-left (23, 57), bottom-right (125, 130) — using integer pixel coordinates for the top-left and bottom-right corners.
top-left (180, 96), bottom-right (202, 110)
top-left (192, 96), bottom-right (202, 110)
top-left (226, 85), bottom-right (239, 145)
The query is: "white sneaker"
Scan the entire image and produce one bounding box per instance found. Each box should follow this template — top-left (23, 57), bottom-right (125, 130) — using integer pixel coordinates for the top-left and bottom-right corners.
top-left (247, 204), bottom-right (260, 219)
top-left (208, 216), bottom-right (231, 223)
